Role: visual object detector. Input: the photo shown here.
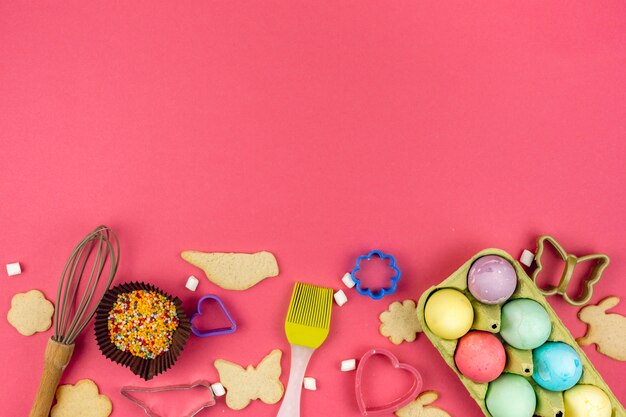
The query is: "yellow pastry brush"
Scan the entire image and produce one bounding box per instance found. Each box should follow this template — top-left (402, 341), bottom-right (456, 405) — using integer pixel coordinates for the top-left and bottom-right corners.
top-left (277, 282), bottom-right (333, 417)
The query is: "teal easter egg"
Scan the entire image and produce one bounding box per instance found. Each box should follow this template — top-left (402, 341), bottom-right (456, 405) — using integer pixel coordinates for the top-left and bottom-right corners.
top-left (533, 342), bottom-right (583, 391)
top-left (500, 299), bottom-right (551, 349)
top-left (486, 373), bottom-right (536, 417)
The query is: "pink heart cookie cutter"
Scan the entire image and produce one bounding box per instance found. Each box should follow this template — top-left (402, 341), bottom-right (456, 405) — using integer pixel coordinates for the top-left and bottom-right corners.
top-left (355, 348), bottom-right (423, 416)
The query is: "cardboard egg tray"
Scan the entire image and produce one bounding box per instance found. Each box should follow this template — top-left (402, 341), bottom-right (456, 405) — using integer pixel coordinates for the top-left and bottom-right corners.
top-left (416, 248), bottom-right (626, 417)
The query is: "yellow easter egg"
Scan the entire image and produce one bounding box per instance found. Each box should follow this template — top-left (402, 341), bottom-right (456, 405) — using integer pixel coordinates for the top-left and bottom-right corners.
top-left (564, 385), bottom-right (612, 417)
top-left (425, 288), bottom-right (474, 340)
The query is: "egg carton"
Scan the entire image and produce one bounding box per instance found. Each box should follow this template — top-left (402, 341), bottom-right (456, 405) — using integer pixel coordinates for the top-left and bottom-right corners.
top-left (416, 248), bottom-right (625, 417)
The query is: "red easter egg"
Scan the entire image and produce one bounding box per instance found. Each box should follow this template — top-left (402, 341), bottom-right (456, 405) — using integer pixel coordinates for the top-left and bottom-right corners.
top-left (454, 330), bottom-right (506, 383)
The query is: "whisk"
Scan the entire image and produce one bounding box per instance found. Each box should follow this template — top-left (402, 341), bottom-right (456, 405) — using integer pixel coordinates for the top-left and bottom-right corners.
top-left (29, 226), bottom-right (119, 417)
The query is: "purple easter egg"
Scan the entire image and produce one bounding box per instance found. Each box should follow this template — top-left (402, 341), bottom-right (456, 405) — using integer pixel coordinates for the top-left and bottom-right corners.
top-left (468, 255), bottom-right (517, 305)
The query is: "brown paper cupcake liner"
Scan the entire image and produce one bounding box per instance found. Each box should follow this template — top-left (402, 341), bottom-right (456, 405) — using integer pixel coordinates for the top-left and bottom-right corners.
top-left (95, 281), bottom-right (191, 380)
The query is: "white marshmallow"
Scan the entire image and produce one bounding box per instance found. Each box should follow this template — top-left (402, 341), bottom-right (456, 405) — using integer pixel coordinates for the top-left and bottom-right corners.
top-left (185, 275), bottom-right (199, 291)
top-left (303, 377), bottom-right (317, 390)
top-left (520, 250), bottom-right (535, 267)
top-left (334, 290), bottom-right (348, 307)
top-left (211, 382), bottom-right (226, 397)
top-left (341, 272), bottom-right (356, 288)
top-left (6, 262), bottom-right (21, 276)
top-left (341, 359), bottom-right (356, 371)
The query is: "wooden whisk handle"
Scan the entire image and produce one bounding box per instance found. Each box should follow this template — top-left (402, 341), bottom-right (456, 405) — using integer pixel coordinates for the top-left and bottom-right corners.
top-left (29, 338), bottom-right (75, 417)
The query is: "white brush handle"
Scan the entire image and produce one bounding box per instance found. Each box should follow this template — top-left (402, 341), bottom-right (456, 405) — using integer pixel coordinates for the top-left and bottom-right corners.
top-left (277, 344), bottom-right (315, 417)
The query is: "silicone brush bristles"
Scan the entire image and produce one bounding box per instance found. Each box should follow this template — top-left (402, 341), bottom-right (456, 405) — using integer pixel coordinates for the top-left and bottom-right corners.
top-left (285, 282), bottom-right (333, 348)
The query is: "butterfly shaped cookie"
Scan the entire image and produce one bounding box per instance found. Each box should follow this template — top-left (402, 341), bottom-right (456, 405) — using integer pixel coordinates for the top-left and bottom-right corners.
top-left (214, 349), bottom-right (284, 410)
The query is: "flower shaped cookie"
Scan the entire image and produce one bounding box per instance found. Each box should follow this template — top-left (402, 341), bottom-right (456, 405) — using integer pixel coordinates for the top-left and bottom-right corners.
top-left (379, 299), bottom-right (422, 344)
top-left (51, 379), bottom-right (112, 417)
top-left (7, 289), bottom-right (54, 336)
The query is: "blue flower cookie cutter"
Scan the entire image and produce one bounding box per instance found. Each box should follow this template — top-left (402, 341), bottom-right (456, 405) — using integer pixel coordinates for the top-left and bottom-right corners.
top-left (191, 294), bottom-right (237, 337)
top-left (351, 250), bottom-right (401, 300)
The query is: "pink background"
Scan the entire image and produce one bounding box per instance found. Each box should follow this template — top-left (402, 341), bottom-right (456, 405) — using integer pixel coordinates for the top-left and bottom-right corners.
top-left (1, 1), bottom-right (626, 416)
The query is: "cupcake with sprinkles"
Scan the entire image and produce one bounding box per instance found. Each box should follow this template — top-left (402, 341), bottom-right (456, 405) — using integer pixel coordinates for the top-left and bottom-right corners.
top-left (95, 282), bottom-right (190, 380)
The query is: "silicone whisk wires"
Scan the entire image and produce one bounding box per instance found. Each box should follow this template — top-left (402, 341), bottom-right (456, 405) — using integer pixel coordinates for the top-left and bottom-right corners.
top-left (53, 225), bottom-right (120, 344)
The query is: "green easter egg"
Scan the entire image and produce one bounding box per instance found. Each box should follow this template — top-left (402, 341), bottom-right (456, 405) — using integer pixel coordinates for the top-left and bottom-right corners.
top-left (500, 299), bottom-right (551, 349)
top-left (486, 373), bottom-right (537, 417)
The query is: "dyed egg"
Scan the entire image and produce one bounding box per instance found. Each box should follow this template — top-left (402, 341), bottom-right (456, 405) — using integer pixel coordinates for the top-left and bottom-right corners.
top-left (533, 342), bottom-right (582, 391)
top-left (424, 288), bottom-right (474, 340)
top-left (467, 255), bottom-right (517, 304)
top-left (564, 385), bottom-right (612, 417)
top-left (486, 373), bottom-right (536, 417)
top-left (500, 299), bottom-right (551, 349)
top-left (454, 331), bottom-right (506, 383)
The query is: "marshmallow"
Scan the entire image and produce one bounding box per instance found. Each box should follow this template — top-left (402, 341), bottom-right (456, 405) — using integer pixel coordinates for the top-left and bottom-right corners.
top-left (6, 262), bottom-right (21, 276)
top-left (211, 382), bottom-right (226, 397)
top-left (303, 377), bottom-right (317, 390)
top-left (341, 359), bottom-right (356, 371)
top-left (185, 275), bottom-right (199, 291)
top-left (334, 290), bottom-right (348, 307)
top-left (341, 272), bottom-right (355, 288)
top-left (520, 250), bottom-right (535, 267)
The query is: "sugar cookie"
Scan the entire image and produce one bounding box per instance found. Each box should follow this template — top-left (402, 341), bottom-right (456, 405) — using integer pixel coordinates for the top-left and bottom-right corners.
top-left (577, 296), bottom-right (626, 361)
top-left (214, 349), bottom-right (284, 410)
top-left (396, 391), bottom-right (452, 417)
top-left (51, 379), bottom-right (112, 417)
top-left (7, 289), bottom-right (54, 336)
top-left (379, 299), bottom-right (422, 344)
top-left (181, 250), bottom-right (279, 290)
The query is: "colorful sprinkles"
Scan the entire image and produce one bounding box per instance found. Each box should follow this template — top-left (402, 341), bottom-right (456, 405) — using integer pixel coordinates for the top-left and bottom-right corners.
top-left (107, 290), bottom-right (180, 359)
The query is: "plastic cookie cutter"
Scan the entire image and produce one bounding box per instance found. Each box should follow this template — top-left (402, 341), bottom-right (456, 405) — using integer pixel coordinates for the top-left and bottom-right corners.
top-left (121, 380), bottom-right (216, 417)
top-left (531, 235), bottom-right (610, 306)
top-left (351, 250), bottom-right (401, 300)
top-left (191, 294), bottom-right (237, 337)
top-left (355, 348), bottom-right (423, 416)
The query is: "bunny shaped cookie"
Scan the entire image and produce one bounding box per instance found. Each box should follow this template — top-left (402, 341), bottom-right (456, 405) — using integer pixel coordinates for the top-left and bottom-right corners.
top-left (396, 391), bottom-right (452, 417)
top-left (577, 296), bottom-right (626, 361)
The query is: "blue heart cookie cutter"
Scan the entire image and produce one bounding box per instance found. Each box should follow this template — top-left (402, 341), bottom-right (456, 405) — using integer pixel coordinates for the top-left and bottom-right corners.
top-left (351, 250), bottom-right (401, 300)
top-left (191, 295), bottom-right (237, 337)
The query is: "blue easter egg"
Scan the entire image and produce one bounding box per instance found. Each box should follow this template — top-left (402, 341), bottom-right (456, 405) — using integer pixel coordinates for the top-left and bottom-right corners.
top-left (532, 342), bottom-right (583, 391)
